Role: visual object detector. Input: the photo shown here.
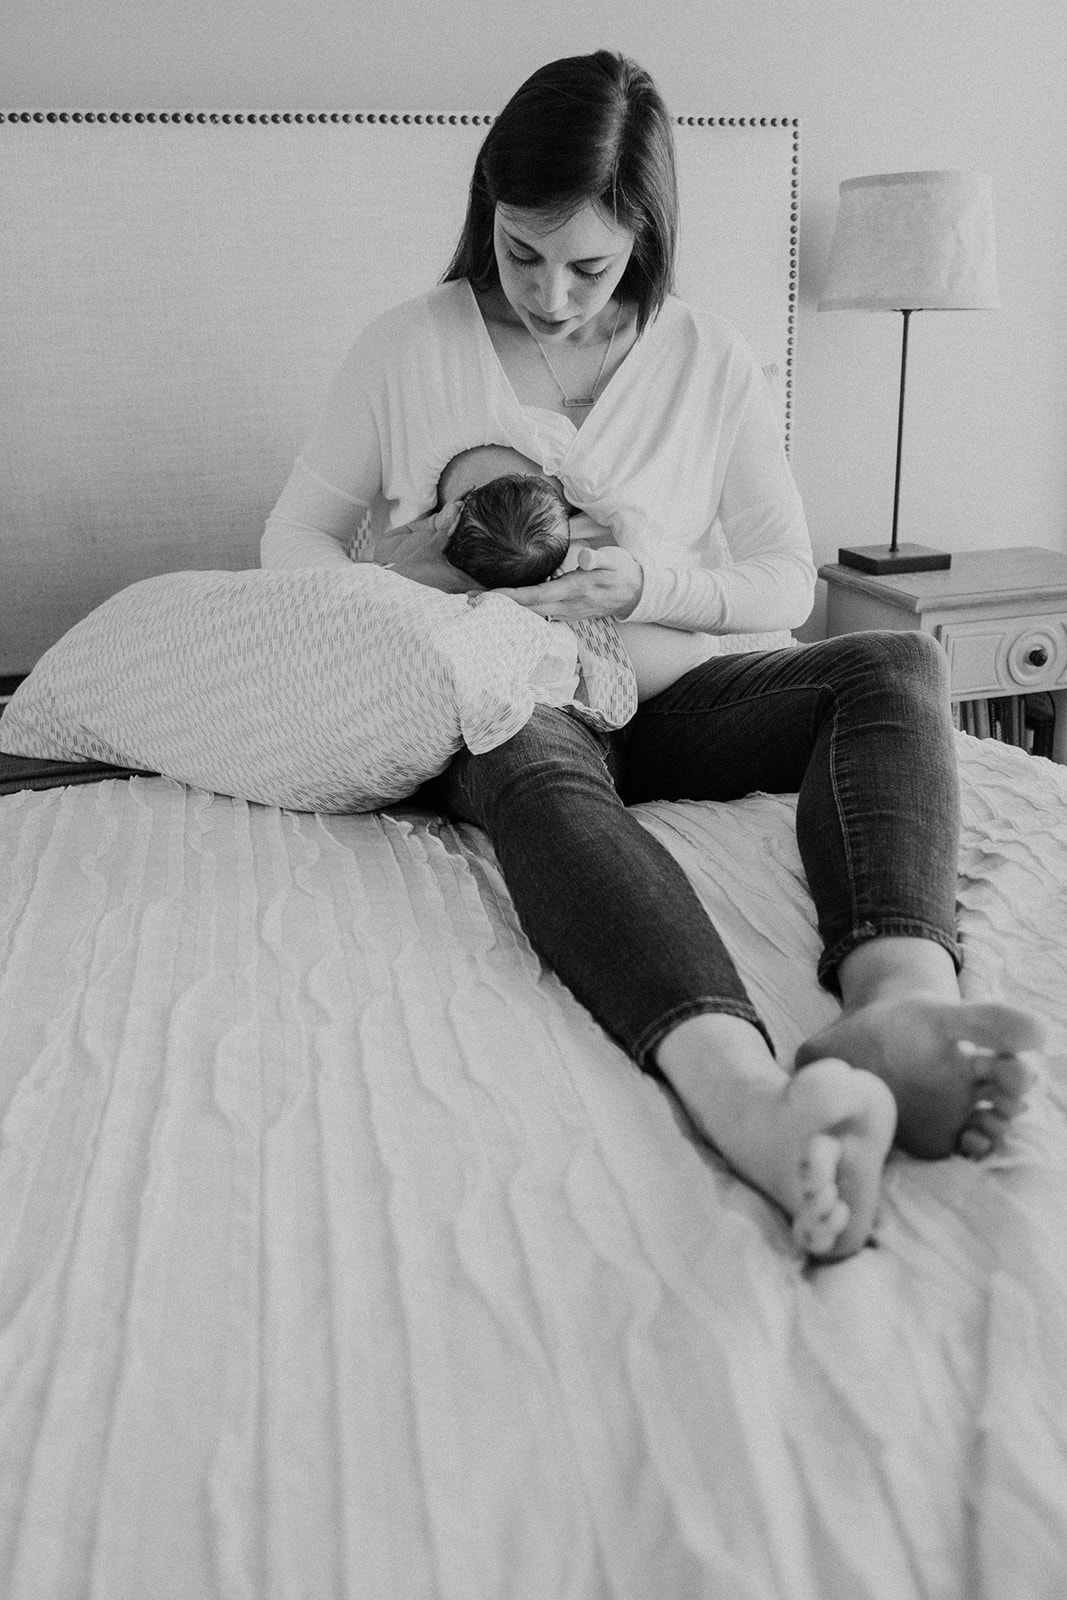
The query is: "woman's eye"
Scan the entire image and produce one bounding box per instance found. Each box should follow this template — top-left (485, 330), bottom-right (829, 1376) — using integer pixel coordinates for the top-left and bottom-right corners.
top-left (505, 249), bottom-right (607, 282)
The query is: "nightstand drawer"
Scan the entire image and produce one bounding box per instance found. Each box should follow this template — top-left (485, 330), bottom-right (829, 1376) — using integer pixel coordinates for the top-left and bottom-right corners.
top-left (937, 616), bottom-right (1067, 696)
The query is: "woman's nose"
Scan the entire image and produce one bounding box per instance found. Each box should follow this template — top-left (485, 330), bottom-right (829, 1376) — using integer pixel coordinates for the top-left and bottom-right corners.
top-left (535, 268), bottom-right (568, 314)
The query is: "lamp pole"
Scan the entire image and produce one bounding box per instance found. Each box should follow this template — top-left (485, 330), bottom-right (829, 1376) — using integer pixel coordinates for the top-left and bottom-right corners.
top-left (836, 301), bottom-right (949, 573)
top-left (889, 308), bottom-right (912, 556)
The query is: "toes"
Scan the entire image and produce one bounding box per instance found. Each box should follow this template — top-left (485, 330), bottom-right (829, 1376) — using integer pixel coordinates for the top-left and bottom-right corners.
top-left (955, 1103), bottom-right (1011, 1160)
top-left (799, 1131), bottom-right (839, 1198)
top-left (971, 1071), bottom-right (1031, 1116)
top-left (794, 1196), bottom-right (851, 1257)
top-left (959, 1039), bottom-right (1037, 1113)
top-left (784, 1067), bottom-right (894, 1260)
top-left (956, 1003), bottom-right (1046, 1055)
top-left (793, 1133), bottom-right (852, 1257)
top-left (952, 1044), bottom-right (1034, 1157)
top-left (982, 1051), bottom-right (1038, 1099)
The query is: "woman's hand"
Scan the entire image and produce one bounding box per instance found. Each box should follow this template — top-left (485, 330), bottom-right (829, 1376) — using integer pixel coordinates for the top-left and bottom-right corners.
top-left (495, 546), bottom-right (643, 621)
top-left (373, 502), bottom-right (480, 595)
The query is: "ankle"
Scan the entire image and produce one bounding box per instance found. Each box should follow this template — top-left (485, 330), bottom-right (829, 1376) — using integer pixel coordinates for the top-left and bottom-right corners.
top-left (656, 1011), bottom-right (779, 1081)
top-left (837, 936), bottom-right (960, 1013)
top-left (654, 1012), bottom-right (786, 1142)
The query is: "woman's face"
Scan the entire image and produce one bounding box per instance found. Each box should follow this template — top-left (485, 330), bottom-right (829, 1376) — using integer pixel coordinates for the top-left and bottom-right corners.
top-left (492, 201), bottom-right (636, 342)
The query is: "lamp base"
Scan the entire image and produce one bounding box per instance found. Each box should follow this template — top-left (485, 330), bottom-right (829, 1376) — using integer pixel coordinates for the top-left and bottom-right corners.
top-left (837, 543), bottom-right (952, 576)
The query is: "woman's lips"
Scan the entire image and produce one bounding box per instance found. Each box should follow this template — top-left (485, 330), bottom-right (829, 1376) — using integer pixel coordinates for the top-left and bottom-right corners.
top-left (529, 311), bottom-right (572, 335)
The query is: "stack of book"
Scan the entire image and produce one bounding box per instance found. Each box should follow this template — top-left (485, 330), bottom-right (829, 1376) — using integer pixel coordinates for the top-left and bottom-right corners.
top-left (955, 692), bottom-right (1056, 758)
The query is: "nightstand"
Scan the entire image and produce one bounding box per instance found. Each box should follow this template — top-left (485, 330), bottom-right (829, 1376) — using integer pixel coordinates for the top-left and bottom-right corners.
top-left (819, 545), bottom-right (1067, 764)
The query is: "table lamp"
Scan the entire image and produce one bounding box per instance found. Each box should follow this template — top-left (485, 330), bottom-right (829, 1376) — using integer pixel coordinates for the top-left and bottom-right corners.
top-left (819, 169), bottom-right (1000, 574)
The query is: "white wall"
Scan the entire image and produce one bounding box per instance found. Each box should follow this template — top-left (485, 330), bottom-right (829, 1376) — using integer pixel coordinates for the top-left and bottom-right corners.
top-left (5, 0), bottom-right (1066, 635)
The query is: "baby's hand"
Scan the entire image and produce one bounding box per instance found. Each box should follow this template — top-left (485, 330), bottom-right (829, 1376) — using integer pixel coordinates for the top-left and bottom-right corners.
top-left (374, 502), bottom-right (480, 595)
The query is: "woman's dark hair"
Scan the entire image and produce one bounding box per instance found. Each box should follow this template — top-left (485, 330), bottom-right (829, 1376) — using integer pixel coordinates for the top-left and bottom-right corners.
top-left (443, 51), bottom-right (678, 334)
top-left (445, 474), bottom-right (571, 587)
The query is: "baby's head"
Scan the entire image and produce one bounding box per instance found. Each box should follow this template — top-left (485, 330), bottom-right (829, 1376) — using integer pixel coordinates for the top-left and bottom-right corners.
top-left (444, 472), bottom-right (571, 588)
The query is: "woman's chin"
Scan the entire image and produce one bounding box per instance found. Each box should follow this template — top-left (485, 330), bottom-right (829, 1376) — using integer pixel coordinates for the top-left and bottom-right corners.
top-left (527, 312), bottom-right (576, 338)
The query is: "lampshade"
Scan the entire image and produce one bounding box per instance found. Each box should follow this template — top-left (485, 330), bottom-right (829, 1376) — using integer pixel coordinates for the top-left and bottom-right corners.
top-left (819, 170), bottom-right (999, 312)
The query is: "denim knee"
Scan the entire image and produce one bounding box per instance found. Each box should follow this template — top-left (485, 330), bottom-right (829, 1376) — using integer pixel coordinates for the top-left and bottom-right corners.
top-left (838, 628), bottom-right (950, 699)
top-left (441, 707), bottom-right (616, 834)
top-left (797, 627), bottom-right (960, 988)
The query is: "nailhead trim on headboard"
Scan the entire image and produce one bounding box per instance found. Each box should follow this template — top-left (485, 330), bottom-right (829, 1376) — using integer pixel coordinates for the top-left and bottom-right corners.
top-left (0, 110), bottom-right (498, 124)
top-left (0, 108), bottom-right (799, 447)
top-left (0, 110), bottom-right (796, 128)
top-left (0, 110), bottom-right (797, 124)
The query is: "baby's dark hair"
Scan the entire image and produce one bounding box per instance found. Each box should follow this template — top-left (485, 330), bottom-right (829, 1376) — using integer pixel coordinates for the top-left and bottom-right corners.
top-left (445, 473), bottom-right (571, 587)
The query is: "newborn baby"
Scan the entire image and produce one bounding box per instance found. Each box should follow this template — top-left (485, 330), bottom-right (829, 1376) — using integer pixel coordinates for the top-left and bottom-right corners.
top-left (435, 447), bottom-right (637, 730)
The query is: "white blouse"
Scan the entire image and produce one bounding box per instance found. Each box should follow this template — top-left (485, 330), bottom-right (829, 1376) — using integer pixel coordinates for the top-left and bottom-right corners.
top-left (262, 281), bottom-right (816, 684)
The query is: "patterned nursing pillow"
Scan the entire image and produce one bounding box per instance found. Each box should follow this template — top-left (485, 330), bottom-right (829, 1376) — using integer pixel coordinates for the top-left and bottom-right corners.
top-left (0, 566), bottom-right (576, 812)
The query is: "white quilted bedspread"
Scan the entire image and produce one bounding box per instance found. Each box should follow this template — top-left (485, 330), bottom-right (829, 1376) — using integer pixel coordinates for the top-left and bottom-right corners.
top-left (0, 734), bottom-right (1065, 1600)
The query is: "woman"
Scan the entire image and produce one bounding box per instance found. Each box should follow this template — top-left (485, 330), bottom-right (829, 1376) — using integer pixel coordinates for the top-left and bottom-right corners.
top-left (262, 51), bottom-right (1040, 1260)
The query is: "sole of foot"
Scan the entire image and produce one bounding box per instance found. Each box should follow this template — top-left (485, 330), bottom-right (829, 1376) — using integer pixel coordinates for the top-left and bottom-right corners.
top-left (783, 1057), bottom-right (897, 1262)
top-left (795, 999), bottom-right (1043, 1161)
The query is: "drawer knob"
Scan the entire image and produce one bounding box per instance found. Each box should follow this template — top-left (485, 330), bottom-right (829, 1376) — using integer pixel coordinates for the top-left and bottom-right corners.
top-left (1028, 646), bottom-right (1049, 668)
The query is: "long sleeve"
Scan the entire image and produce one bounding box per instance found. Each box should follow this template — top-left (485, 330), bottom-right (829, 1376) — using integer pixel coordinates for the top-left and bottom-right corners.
top-left (261, 459), bottom-right (370, 569)
top-left (261, 323), bottom-right (387, 570)
top-left (261, 283), bottom-right (542, 572)
top-left (624, 356), bottom-right (816, 633)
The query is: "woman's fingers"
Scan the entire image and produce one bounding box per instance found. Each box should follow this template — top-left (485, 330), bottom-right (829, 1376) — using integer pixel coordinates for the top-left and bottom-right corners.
top-left (374, 506), bottom-right (479, 594)
top-left (493, 578), bottom-right (563, 612)
top-left (434, 500), bottom-right (464, 533)
top-left (496, 555), bottom-right (640, 619)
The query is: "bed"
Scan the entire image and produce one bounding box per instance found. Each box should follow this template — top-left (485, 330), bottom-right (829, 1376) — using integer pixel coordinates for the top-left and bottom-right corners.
top-left (2, 110), bottom-right (1067, 1600)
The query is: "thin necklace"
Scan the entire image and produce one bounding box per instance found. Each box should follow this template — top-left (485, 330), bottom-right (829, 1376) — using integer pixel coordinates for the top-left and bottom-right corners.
top-left (532, 301), bottom-right (623, 410)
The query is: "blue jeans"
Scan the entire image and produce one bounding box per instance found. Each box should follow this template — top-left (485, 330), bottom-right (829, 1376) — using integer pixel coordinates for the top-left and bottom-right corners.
top-left (430, 630), bottom-right (962, 1069)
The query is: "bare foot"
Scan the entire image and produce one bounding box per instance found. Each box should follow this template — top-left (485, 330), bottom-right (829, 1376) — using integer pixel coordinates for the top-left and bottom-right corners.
top-left (795, 998), bottom-right (1042, 1160)
top-left (718, 1058), bottom-right (897, 1262)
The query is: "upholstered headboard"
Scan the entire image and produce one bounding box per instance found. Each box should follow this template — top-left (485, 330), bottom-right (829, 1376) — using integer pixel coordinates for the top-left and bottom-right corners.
top-left (0, 110), bottom-right (800, 675)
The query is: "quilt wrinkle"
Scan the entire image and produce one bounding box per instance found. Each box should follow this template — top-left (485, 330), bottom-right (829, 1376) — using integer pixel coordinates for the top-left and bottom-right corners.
top-left (1, 734), bottom-right (1067, 1599)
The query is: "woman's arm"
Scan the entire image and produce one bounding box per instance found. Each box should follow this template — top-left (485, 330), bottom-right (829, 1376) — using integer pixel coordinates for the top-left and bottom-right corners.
top-left (261, 335), bottom-right (385, 570)
top-left (261, 458), bottom-right (368, 569)
top-left (625, 521), bottom-right (815, 634)
top-left (626, 360), bottom-right (816, 633)
top-left (262, 294), bottom-right (484, 588)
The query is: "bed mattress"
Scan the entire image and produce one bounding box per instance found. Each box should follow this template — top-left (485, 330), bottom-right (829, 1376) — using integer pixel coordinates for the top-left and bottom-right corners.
top-left (1, 733), bottom-right (1065, 1599)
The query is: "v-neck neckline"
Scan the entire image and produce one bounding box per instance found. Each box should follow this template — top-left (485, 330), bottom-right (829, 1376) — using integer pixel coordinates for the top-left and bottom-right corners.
top-left (463, 280), bottom-right (656, 444)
